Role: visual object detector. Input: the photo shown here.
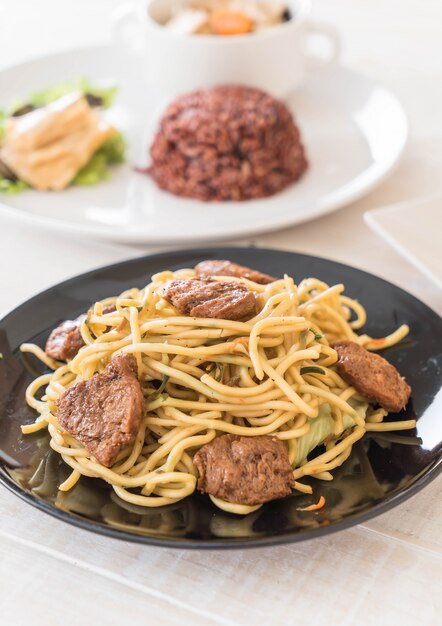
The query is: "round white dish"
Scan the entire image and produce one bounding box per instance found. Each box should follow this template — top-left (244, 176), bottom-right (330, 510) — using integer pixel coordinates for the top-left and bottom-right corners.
top-left (0, 46), bottom-right (408, 244)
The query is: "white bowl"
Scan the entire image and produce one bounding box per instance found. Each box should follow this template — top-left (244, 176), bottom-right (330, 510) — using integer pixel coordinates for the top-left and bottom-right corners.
top-left (113, 0), bottom-right (340, 97)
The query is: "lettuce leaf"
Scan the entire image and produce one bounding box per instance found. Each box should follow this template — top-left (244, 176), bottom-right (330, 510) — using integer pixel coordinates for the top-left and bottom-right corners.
top-left (293, 400), bottom-right (368, 468)
top-left (0, 177), bottom-right (30, 194)
top-left (15, 78), bottom-right (117, 110)
top-left (0, 110), bottom-right (6, 139)
top-left (73, 132), bottom-right (125, 186)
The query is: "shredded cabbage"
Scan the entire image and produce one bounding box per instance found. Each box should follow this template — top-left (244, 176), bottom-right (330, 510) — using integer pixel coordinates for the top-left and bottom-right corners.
top-left (293, 400), bottom-right (368, 468)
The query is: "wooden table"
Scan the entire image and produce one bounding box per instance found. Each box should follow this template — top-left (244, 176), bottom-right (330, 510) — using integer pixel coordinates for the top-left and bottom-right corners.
top-left (0, 2), bottom-right (441, 625)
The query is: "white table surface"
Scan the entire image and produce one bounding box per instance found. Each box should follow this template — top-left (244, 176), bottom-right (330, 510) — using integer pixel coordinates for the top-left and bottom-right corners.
top-left (0, 1), bottom-right (441, 625)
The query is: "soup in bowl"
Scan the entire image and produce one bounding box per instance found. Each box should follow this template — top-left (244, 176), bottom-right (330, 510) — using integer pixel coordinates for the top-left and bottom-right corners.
top-left (113, 0), bottom-right (340, 97)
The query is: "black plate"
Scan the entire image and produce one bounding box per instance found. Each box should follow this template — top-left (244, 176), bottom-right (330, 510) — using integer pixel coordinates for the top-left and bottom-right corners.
top-left (1, 247), bottom-right (441, 549)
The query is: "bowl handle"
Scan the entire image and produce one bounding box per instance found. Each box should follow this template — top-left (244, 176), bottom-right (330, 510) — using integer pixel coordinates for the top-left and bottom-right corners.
top-left (305, 20), bottom-right (341, 68)
top-left (112, 2), bottom-right (146, 55)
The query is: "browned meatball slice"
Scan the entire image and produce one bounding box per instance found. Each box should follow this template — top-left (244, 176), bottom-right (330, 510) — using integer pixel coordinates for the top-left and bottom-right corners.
top-left (333, 341), bottom-right (411, 413)
top-left (163, 278), bottom-right (256, 320)
top-left (195, 260), bottom-right (277, 285)
top-left (45, 314), bottom-right (86, 361)
top-left (193, 434), bottom-right (294, 506)
top-left (46, 305), bottom-right (117, 361)
top-left (56, 353), bottom-right (144, 467)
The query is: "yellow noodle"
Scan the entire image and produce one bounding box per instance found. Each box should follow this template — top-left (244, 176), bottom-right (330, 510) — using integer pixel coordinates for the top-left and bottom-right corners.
top-left (365, 420), bottom-right (416, 431)
top-left (293, 481), bottom-right (313, 494)
top-left (209, 495), bottom-right (262, 515)
top-left (58, 470), bottom-right (81, 492)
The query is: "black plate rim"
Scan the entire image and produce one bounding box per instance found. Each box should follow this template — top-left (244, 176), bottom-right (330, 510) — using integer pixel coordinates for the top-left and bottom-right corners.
top-left (2, 246), bottom-right (441, 327)
top-left (1, 246), bottom-right (441, 549)
top-left (1, 451), bottom-right (441, 550)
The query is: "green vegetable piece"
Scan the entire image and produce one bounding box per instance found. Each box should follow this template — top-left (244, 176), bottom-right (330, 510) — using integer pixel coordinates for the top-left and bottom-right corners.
top-left (299, 329), bottom-right (308, 348)
top-left (0, 110), bottom-right (6, 138)
top-left (300, 366), bottom-right (326, 375)
top-left (24, 78), bottom-right (117, 110)
top-left (0, 177), bottom-right (30, 194)
top-left (73, 132), bottom-right (126, 187)
top-left (214, 363), bottom-right (225, 382)
top-left (292, 405), bottom-right (360, 467)
top-left (149, 375), bottom-right (170, 402)
top-left (73, 153), bottom-right (108, 186)
top-left (98, 132), bottom-right (126, 164)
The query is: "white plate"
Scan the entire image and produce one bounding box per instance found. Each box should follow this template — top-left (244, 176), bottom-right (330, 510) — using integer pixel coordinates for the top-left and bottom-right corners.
top-left (365, 195), bottom-right (442, 289)
top-left (0, 46), bottom-right (408, 244)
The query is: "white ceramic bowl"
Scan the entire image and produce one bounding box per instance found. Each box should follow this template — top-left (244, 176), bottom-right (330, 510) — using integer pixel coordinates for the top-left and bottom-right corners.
top-left (113, 0), bottom-right (340, 97)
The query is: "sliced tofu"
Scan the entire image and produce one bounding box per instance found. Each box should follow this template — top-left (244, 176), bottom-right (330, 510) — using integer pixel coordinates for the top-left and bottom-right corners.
top-left (4, 93), bottom-right (92, 152)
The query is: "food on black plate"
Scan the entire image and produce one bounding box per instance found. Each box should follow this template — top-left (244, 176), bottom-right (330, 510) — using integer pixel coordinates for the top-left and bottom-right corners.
top-left (333, 341), bottom-right (411, 413)
top-left (195, 259), bottom-right (276, 284)
top-left (163, 278), bottom-right (257, 320)
top-left (57, 354), bottom-right (143, 467)
top-left (45, 304), bottom-right (116, 362)
top-left (194, 434), bottom-right (294, 506)
top-left (21, 259), bottom-right (414, 515)
top-left (45, 315), bottom-right (86, 362)
top-left (147, 85), bottom-right (308, 201)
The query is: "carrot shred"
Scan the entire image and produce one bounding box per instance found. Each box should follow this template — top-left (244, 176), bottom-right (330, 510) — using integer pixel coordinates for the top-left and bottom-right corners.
top-left (209, 11), bottom-right (253, 35)
top-left (296, 495), bottom-right (326, 512)
top-left (229, 337), bottom-right (249, 354)
top-left (365, 338), bottom-right (386, 349)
